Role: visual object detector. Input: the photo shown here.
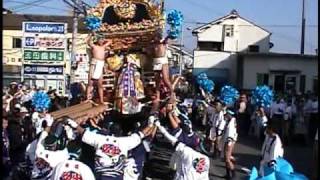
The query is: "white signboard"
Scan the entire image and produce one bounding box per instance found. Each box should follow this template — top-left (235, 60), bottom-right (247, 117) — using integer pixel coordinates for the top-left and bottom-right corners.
top-left (23, 22), bottom-right (67, 34)
top-left (23, 34), bottom-right (67, 49)
top-left (73, 53), bottom-right (90, 82)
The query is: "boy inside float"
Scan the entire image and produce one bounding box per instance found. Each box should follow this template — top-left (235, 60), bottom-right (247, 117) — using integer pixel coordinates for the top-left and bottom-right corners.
top-left (86, 32), bottom-right (112, 104)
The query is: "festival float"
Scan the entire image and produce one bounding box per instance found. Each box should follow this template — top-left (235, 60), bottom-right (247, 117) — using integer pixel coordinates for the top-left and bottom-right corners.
top-left (52, 0), bottom-right (184, 122)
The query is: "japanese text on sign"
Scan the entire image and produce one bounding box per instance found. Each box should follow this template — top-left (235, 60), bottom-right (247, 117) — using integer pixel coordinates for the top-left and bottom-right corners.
top-left (24, 50), bottom-right (64, 61)
top-left (24, 37), bottom-right (66, 49)
top-left (24, 65), bottom-right (64, 75)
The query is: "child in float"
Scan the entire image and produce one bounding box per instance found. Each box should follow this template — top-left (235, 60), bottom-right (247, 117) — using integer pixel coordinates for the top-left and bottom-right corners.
top-left (221, 109), bottom-right (238, 179)
top-left (114, 53), bottom-right (145, 115)
top-left (86, 32), bottom-right (112, 104)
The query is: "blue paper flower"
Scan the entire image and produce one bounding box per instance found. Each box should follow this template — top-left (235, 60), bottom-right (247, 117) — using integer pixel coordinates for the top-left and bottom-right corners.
top-left (196, 72), bottom-right (215, 93)
top-left (219, 85), bottom-right (239, 106)
top-left (166, 10), bottom-right (184, 39)
top-left (167, 10), bottom-right (184, 26)
top-left (250, 158), bottom-right (308, 180)
top-left (32, 91), bottom-right (51, 112)
top-left (252, 85), bottom-right (274, 108)
top-left (84, 16), bottom-right (101, 31)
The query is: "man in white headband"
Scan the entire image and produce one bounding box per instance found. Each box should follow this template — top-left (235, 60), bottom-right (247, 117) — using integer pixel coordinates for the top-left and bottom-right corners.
top-left (86, 32), bottom-right (112, 104)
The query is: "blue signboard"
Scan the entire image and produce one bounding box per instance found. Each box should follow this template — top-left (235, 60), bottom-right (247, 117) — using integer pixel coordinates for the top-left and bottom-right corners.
top-left (25, 37), bottom-right (36, 47)
top-left (24, 64), bottom-right (64, 75)
top-left (23, 22), bottom-right (66, 34)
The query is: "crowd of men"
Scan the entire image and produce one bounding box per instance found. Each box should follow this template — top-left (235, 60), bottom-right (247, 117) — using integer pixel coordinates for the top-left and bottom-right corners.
top-left (2, 78), bottom-right (318, 180)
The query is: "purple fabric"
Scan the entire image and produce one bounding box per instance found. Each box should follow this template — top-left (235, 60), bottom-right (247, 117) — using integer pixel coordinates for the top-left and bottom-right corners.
top-left (122, 64), bottom-right (136, 97)
top-left (171, 127), bottom-right (198, 149)
top-left (2, 129), bottom-right (10, 162)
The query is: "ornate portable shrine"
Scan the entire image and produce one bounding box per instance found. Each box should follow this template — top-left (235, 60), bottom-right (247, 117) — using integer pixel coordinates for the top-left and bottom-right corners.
top-left (86, 0), bottom-right (165, 51)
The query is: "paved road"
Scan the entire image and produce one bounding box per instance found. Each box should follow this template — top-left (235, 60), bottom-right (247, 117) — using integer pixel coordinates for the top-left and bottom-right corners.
top-left (144, 132), bottom-right (314, 180)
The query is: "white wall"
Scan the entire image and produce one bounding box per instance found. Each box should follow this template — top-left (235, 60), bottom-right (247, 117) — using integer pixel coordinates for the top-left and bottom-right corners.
top-left (236, 18), bottom-right (270, 53)
top-left (242, 56), bottom-right (318, 92)
top-left (193, 50), bottom-right (237, 84)
top-left (196, 16), bottom-right (270, 53)
top-left (198, 25), bottom-right (223, 42)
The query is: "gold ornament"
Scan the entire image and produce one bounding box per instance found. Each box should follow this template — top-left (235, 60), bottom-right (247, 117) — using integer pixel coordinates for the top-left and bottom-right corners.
top-left (106, 55), bottom-right (123, 71)
top-left (114, 1), bottom-right (137, 19)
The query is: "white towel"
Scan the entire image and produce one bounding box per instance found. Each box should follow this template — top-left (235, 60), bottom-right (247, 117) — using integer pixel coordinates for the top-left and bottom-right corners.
top-left (92, 60), bottom-right (105, 79)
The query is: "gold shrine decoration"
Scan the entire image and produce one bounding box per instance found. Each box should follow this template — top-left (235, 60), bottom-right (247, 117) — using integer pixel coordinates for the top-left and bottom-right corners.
top-left (87, 0), bottom-right (165, 32)
top-left (88, 0), bottom-right (163, 18)
top-left (114, 1), bottom-right (137, 19)
top-left (86, 0), bottom-right (165, 51)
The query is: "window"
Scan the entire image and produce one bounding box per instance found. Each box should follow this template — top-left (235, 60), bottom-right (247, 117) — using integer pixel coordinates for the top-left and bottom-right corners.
top-left (18, 58), bottom-right (22, 62)
top-left (224, 25), bottom-right (234, 37)
top-left (256, 73), bottom-right (269, 86)
top-left (249, 45), bottom-right (260, 52)
top-left (12, 37), bottom-right (22, 48)
top-left (67, 38), bottom-right (72, 51)
top-left (198, 41), bottom-right (223, 51)
top-left (11, 58), bottom-right (15, 62)
top-left (299, 75), bottom-right (306, 93)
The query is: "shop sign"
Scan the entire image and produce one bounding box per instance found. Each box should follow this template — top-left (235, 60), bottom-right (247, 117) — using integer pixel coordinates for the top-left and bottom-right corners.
top-left (23, 22), bottom-right (67, 34)
top-left (24, 64), bottom-right (64, 75)
top-left (24, 36), bottom-right (66, 49)
top-left (24, 50), bottom-right (64, 61)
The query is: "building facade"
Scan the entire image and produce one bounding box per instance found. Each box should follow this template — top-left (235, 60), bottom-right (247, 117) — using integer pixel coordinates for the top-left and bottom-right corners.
top-left (2, 12), bottom-right (89, 95)
top-left (191, 10), bottom-right (318, 94)
top-left (192, 10), bottom-right (272, 85)
top-left (237, 53), bottom-right (318, 93)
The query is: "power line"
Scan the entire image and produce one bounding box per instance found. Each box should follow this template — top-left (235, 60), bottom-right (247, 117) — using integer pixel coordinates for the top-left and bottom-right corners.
top-left (9, 0), bottom-right (51, 11)
top-left (184, 21), bottom-right (318, 28)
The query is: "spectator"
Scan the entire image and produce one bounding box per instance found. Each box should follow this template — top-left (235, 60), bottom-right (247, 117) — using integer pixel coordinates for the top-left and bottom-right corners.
top-left (312, 129), bottom-right (318, 180)
top-left (236, 94), bottom-right (251, 137)
top-left (308, 95), bottom-right (318, 143)
top-left (259, 121), bottom-right (284, 177)
top-left (283, 100), bottom-right (294, 145)
top-left (3, 111), bottom-right (11, 179)
top-left (7, 106), bottom-right (28, 167)
top-left (270, 98), bottom-right (286, 137)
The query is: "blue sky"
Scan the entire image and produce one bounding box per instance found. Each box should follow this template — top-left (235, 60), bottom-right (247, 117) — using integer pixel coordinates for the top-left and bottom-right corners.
top-left (4, 0), bottom-right (318, 54)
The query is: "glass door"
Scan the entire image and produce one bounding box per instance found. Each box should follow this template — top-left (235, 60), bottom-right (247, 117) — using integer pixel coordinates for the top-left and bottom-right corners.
top-left (274, 75), bottom-right (285, 93)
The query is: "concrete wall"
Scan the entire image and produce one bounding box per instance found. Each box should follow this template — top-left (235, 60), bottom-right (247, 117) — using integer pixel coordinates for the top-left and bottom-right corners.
top-left (196, 16), bottom-right (270, 53)
top-left (236, 18), bottom-right (270, 52)
top-left (241, 55), bottom-right (318, 92)
top-left (3, 30), bottom-right (23, 66)
top-left (193, 50), bottom-right (238, 84)
top-left (198, 25), bottom-right (223, 42)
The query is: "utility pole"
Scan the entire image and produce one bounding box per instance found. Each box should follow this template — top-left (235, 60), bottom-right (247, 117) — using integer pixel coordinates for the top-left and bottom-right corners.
top-left (63, 0), bottom-right (90, 89)
top-left (179, 25), bottom-right (183, 75)
top-left (70, 0), bottom-right (80, 84)
top-left (300, 0), bottom-right (306, 54)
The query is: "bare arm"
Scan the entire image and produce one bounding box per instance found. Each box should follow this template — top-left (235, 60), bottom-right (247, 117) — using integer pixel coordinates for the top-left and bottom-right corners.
top-left (168, 112), bottom-right (180, 129)
top-left (86, 33), bottom-right (94, 48)
top-left (103, 39), bottom-right (112, 48)
top-left (151, 126), bottom-right (158, 138)
top-left (155, 121), bottom-right (178, 145)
